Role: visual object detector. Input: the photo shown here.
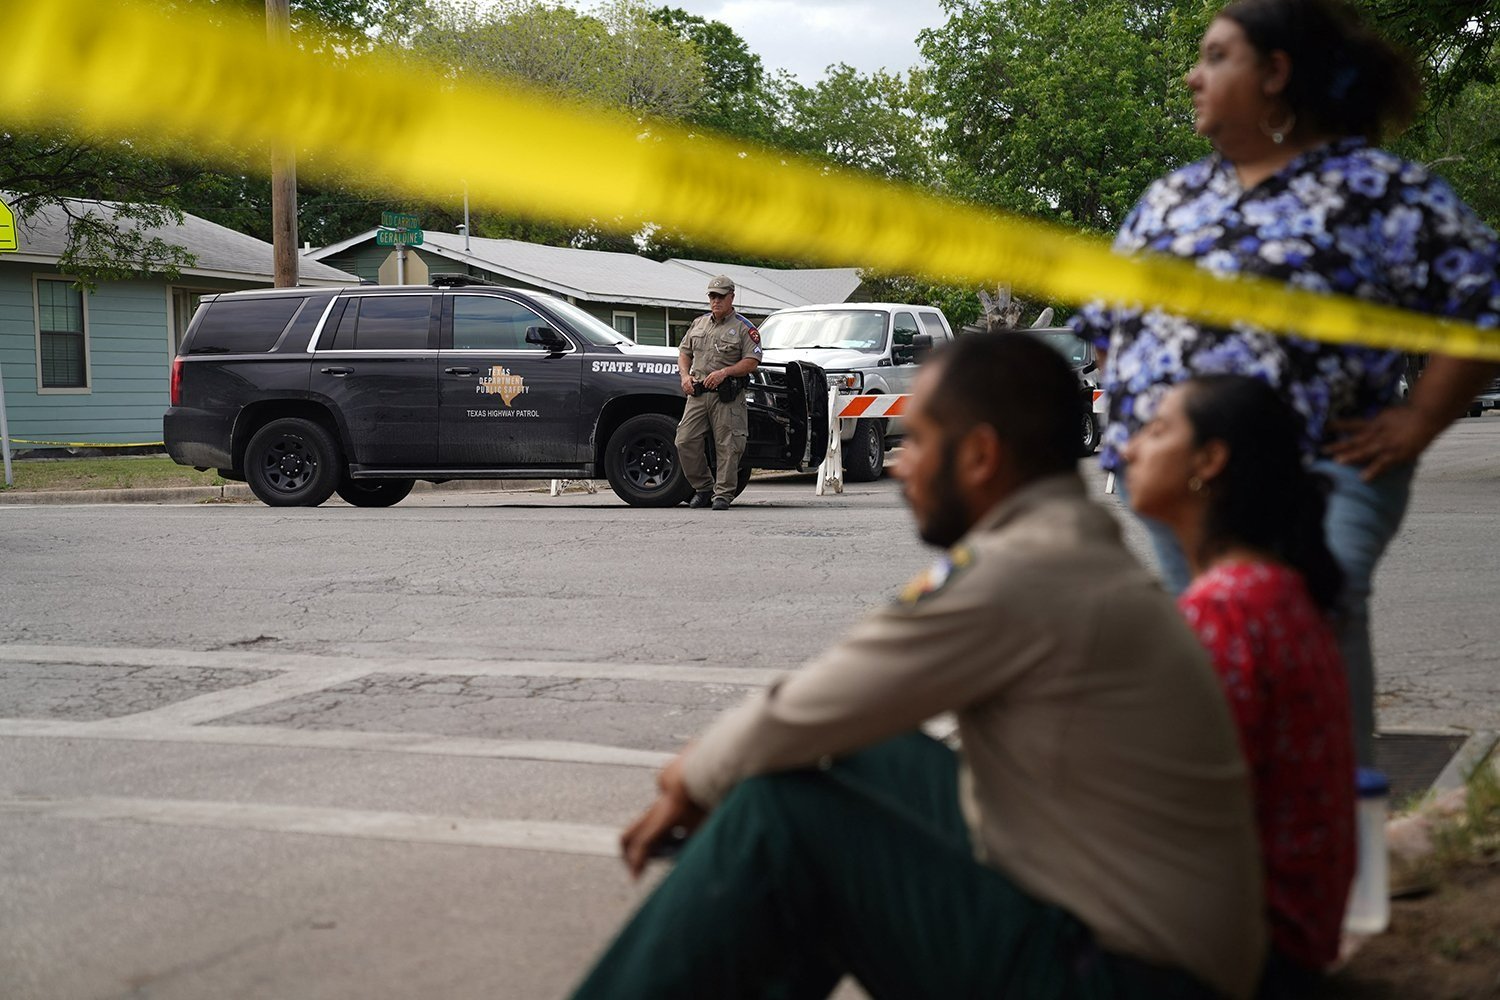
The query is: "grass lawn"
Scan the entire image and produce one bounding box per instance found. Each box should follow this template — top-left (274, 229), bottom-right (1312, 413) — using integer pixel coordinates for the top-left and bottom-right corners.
top-left (0, 455), bottom-right (224, 492)
top-left (1328, 762), bottom-right (1500, 997)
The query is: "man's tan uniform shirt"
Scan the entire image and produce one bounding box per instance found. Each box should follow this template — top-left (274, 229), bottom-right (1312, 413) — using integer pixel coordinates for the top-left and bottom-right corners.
top-left (681, 475), bottom-right (1266, 999)
top-left (679, 312), bottom-right (761, 379)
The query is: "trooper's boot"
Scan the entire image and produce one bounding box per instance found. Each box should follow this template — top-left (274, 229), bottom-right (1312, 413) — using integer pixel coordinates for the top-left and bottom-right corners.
top-left (711, 497), bottom-right (730, 511)
top-left (688, 491), bottom-right (712, 508)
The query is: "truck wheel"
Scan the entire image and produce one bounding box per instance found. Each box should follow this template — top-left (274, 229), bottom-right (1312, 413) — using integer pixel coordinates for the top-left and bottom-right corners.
top-left (245, 417), bottom-right (340, 507)
top-left (605, 414), bottom-right (693, 507)
top-left (1080, 411), bottom-right (1102, 456)
top-left (335, 477), bottom-right (414, 508)
top-left (842, 419), bottom-right (885, 482)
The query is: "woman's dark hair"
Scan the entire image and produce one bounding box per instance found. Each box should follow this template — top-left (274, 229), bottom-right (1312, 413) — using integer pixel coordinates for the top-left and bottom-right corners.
top-left (1219, 0), bottom-right (1421, 142)
top-left (1181, 375), bottom-right (1344, 612)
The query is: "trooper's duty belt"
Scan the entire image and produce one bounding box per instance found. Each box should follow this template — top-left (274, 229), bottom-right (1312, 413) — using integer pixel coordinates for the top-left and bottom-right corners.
top-left (691, 375), bottom-right (748, 401)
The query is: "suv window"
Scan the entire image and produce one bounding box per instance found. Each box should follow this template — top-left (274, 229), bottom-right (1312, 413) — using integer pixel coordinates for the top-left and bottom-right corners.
top-left (918, 312), bottom-right (948, 341)
top-left (452, 295), bottom-right (551, 351)
top-left (326, 295), bottom-right (434, 351)
top-left (188, 296), bottom-right (305, 354)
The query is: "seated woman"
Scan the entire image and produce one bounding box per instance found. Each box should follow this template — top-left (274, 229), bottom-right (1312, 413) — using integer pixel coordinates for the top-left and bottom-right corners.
top-left (1122, 374), bottom-right (1354, 996)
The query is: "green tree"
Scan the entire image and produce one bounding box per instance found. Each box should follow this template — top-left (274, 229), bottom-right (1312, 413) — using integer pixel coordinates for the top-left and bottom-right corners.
top-left (647, 6), bottom-right (782, 140)
top-left (1361, 0), bottom-right (1500, 104)
top-left (404, 0), bottom-right (705, 120)
top-left (778, 64), bottom-right (936, 184)
top-left (920, 0), bottom-right (1209, 233)
top-left (0, 0), bottom-right (417, 286)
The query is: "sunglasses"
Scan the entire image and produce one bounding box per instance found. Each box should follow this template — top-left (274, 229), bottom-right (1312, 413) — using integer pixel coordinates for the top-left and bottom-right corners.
top-left (708, 292), bottom-right (728, 300)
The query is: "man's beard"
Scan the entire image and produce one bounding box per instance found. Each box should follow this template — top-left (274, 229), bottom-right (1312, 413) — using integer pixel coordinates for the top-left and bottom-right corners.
top-left (915, 439), bottom-right (970, 548)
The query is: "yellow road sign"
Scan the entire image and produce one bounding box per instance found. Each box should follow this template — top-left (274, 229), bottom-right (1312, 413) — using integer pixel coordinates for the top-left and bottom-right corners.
top-left (0, 199), bottom-right (17, 253)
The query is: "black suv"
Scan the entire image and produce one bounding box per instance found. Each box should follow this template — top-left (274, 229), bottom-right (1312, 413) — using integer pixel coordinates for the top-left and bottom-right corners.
top-left (164, 277), bottom-right (828, 507)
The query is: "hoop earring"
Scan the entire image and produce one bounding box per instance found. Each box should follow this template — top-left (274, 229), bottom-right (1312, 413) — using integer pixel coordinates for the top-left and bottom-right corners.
top-left (1259, 110), bottom-right (1296, 145)
top-left (1188, 475), bottom-right (1205, 493)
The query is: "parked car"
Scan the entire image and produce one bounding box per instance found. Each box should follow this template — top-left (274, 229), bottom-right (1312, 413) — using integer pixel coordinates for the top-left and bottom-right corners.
top-left (754, 303), bottom-right (955, 481)
top-left (164, 276), bottom-right (828, 507)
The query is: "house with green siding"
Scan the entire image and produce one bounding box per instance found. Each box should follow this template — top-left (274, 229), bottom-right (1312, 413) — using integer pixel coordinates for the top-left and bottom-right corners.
top-left (0, 196), bottom-right (354, 451)
top-left (307, 230), bottom-right (862, 348)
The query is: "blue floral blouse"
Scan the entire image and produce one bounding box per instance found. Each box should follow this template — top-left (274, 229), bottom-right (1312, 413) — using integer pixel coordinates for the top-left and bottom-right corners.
top-left (1072, 137), bottom-right (1500, 472)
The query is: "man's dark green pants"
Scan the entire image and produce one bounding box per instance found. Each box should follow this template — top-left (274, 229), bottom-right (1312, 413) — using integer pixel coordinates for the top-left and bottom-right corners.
top-left (570, 733), bottom-right (1216, 999)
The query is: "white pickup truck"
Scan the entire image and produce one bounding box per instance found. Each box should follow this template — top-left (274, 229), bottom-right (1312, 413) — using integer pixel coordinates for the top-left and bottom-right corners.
top-left (756, 303), bottom-right (954, 481)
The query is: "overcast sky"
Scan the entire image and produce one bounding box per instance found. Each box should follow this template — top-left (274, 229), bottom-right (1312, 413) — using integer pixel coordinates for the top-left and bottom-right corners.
top-left (576, 0), bottom-right (949, 83)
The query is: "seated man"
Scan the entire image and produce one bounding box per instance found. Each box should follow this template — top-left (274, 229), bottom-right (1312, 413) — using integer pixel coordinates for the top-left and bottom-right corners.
top-left (572, 334), bottom-right (1266, 1000)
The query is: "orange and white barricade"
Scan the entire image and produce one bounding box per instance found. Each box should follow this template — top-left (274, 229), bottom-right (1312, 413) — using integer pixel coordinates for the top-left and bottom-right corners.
top-left (816, 393), bottom-right (911, 496)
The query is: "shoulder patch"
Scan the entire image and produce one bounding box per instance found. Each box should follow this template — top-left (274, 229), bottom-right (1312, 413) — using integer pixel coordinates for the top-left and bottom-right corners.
top-left (897, 544), bottom-right (974, 606)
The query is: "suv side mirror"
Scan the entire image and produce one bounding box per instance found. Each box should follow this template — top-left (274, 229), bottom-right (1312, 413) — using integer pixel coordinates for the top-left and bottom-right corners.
top-left (525, 325), bottom-right (567, 352)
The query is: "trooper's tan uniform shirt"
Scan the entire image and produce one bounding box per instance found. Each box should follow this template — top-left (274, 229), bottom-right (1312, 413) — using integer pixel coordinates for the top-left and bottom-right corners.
top-left (681, 475), bottom-right (1267, 999)
top-left (675, 311), bottom-right (761, 501)
top-left (680, 311), bottom-right (760, 381)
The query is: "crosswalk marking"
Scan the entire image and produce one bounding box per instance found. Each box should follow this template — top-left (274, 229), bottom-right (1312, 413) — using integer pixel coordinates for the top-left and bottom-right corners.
top-left (0, 643), bottom-right (784, 687)
top-left (0, 717), bottom-right (671, 768)
top-left (1, 795), bottom-right (622, 858)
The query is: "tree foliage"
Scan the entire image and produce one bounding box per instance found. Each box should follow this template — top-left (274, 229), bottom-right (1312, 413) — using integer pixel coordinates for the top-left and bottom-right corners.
top-left (1360, 0), bottom-right (1500, 105)
top-left (402, 0), bottom-right (705, 120)
top-left (778, 65), bottom-right (937, 184)
top-left (921, 0), bottom-right (1210, 234)
top-left (9, 0), bottom-right (1500, 293)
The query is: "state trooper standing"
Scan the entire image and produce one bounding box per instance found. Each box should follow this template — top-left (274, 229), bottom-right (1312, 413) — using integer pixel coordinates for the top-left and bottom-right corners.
top-left (676, 275), bottom-right (762, 510)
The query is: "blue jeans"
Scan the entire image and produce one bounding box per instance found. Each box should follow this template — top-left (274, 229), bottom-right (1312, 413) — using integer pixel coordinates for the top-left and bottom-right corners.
top-left (1131, 460), bottom-right (1413, 766)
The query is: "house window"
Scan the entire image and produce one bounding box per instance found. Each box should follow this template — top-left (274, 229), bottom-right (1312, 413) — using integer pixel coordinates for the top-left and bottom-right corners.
top-left (36, 278), bottom-right (88, 390)
top-left (668, 320), bottom-right (692, 347)
top-left (612, 311), bottom-right (638, 340)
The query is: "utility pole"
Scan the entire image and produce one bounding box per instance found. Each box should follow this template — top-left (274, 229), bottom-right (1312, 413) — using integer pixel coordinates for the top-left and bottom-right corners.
top-left (267, 0), bottom-right (299, 287)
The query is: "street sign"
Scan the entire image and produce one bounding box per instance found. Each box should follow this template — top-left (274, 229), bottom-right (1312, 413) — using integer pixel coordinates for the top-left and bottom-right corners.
top-left (376, 227), bottom-right (424, 247)
top-left (0, 198), bottom-right (17, 252)
top-left (380, 211), bottom-right (420, 231)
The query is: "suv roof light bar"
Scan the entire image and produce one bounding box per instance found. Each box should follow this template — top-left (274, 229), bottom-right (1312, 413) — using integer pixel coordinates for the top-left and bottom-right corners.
top-left (430, 273), bottom-right (502, 287)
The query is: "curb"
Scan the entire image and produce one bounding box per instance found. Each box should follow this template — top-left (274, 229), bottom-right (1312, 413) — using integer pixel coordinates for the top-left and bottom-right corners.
top-left (0, 479), bottom-right (558, 506)
top-left (0, 468), bottom-right (836, 506)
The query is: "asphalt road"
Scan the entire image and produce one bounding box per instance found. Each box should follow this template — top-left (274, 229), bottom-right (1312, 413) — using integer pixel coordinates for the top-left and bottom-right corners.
top-left (1, 414), bottom-right (1496, 998)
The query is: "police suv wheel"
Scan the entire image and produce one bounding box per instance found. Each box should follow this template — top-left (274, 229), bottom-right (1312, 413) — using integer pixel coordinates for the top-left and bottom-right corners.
top-left (1081, 411), bottom-right (1102, 456)
top-left (605, 413), bottom-right (693, 507)
top-left (335, 477), bottom-right (415, 508)
top-left (244, 417), bottom-right (341, 507)
top-left (843, 419), bottom-right (884, 482)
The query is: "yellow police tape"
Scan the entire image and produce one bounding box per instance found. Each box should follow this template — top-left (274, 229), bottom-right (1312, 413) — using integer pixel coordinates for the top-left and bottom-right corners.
top-left (5, 0), bottom-right (1500, 363)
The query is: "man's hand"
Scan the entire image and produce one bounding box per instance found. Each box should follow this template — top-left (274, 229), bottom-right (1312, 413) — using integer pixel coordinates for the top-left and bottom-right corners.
top-left (703, 369), bottom-right (724, 390)
top-left (1326, 406), bottom-right (1443, 481)
top-left (620, 753), bottom-right (707, 879)
top-left (680, 374), bottom-right (695, 396)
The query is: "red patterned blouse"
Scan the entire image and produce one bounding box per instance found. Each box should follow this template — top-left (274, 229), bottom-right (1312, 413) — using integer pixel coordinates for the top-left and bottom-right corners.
top-left (1180, 561), bottom-right (1356, 970)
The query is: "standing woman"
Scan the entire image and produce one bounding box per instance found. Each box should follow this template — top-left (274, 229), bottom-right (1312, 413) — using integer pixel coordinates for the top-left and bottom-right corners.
top-left (1073, 0), bottom-right (1500, 763)
top-left (1123, 375), bottom-right (1353, 997)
